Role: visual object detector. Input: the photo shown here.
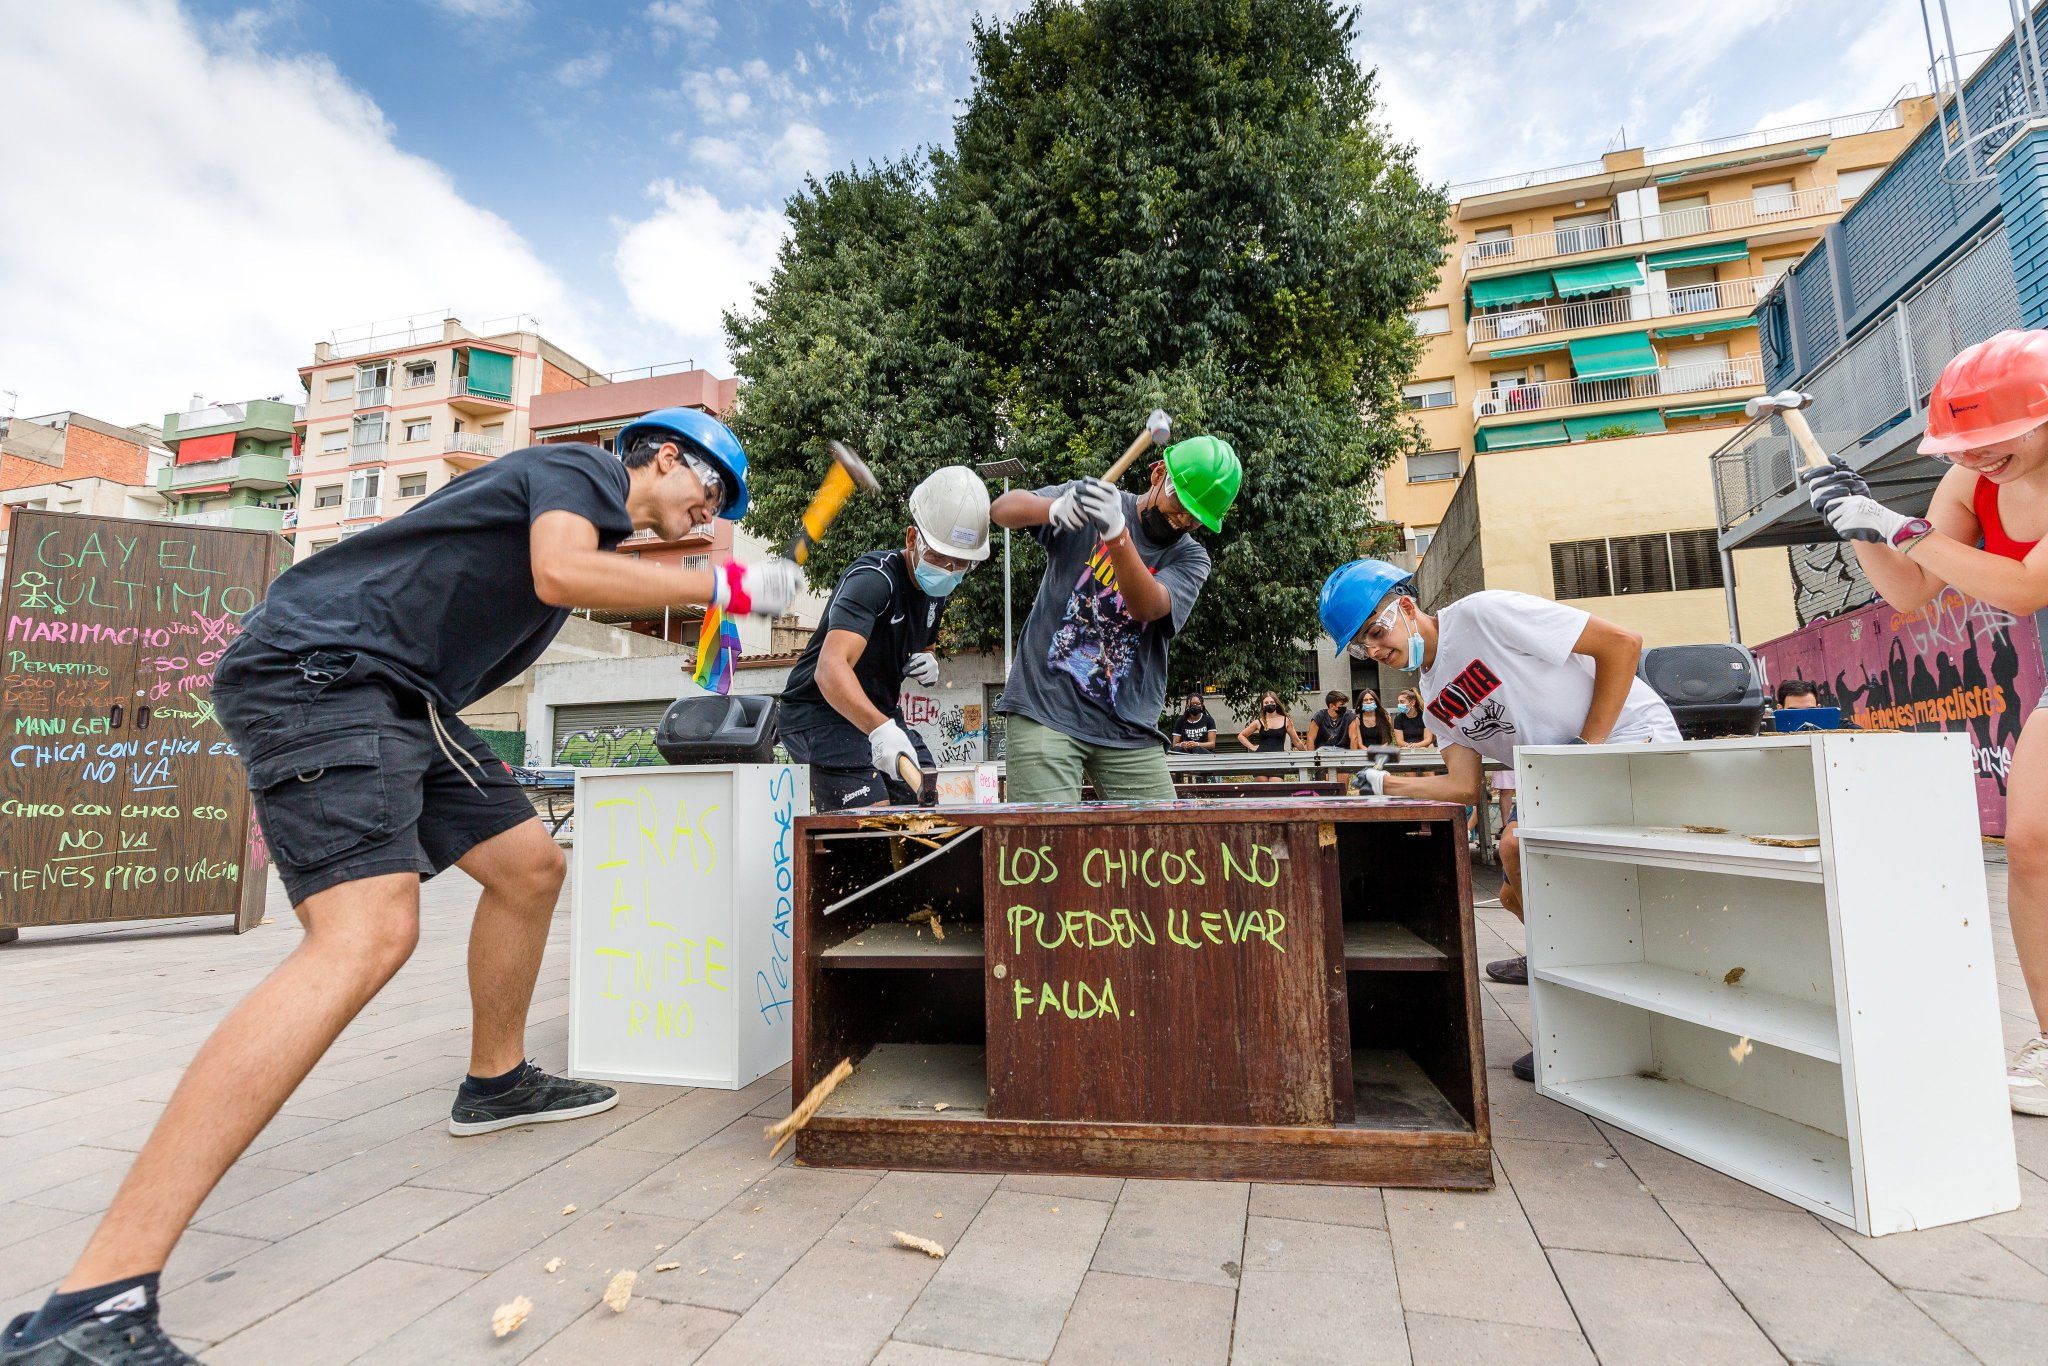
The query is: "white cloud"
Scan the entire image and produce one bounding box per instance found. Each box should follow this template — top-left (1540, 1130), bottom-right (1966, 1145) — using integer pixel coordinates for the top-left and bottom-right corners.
top-left (428, 0), bottom-right (530, 20)
top-left (646, 0), bottom-right (717, 48)
top-left (680, 120), bottom-right (832, 192)
top-left (0, 0), bottom-right (596, 424)
top-left (555, 50), bottom-right (611, 87)
top-left (866, 0), bottom-right (1029, 97)
top-left (613, 182), bottom-right (787, 370)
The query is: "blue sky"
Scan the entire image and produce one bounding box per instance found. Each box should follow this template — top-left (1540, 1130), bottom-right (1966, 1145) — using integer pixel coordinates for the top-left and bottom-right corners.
top-left (0, 0), bottom-right (2019, 424)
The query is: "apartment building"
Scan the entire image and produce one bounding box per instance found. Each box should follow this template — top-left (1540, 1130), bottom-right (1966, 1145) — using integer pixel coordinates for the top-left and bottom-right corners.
top-left (292, 313), bottom-right (603, 558)
top-left (159, 396), bottom-right (300, 541)
top-left (0, 411), bottom-right (170, 569)
top-left (1401, 98), bottom-right (1934, 647)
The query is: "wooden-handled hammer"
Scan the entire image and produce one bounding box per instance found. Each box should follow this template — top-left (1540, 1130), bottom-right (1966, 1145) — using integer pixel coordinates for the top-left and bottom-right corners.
top-left (1744, 390), bottom-right (1829, 470)
top-left (1102, 408), bottom-right (1173, 484)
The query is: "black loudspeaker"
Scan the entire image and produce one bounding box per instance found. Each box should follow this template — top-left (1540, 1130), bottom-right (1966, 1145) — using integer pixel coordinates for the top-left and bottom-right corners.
top-left (654, 693), bottom-right (780, 765)
top-left (1638, 643), bottom-right (1765, 739)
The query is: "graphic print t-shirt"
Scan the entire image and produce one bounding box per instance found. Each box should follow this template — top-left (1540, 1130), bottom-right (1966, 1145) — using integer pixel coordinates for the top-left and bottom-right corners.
top-left (998, 483), bottom-right (1211, 748)
top-left (1419, 590), bottom-right (1679, 765)
top-left (1170, 709), bottom-right (1218, 745)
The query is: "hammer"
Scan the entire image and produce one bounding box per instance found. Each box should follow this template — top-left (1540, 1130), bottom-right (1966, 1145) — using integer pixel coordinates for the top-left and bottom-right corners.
top-left (895, 754), bottom-right (935, 808)
top-left (1747, 390), bottom-right (1882, 544)
top-left (1101, 408), bottom-right (1173, 485)
top-left (783, 439), bottom-right (881, 567)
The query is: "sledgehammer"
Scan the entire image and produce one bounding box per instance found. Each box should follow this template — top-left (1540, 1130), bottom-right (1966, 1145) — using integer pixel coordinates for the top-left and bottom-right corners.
top-left (784, 439), bottom-right (881, 567)
top-left (1102, 408), bottom-right (1173, 484)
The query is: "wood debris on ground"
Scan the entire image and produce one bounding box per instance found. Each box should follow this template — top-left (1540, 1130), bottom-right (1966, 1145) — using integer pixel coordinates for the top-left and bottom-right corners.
top-left (765, 1057), bottom-right (854, 1157)
top-left (491, 1297), bottom-right (533, 1339)
top-left (603, 1269), bottom-right (635, 1313)
top-left (905, 907), bottom-right (945, 941)
top-left (543, 1257), bottom-right (563, 1274)
top-left (560, 1204), bottom-right (577, 1216)
top-left (654, 1262), bottom-right (682, 1272)
top-left (1746, 835), bottom-right (1820, 848)
top-left (1723, 967), bottom-right (1746, 986)
top-left (1683, 824), bottom-right (1729, 835)
top-left (892, 1230), bottom-right (946, 1258)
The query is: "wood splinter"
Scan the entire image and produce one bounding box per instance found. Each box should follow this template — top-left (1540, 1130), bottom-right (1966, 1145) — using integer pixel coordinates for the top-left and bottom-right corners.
top-left (1746, 835), bottom-right (1820, 848)
top-left (766, 1057), bottom-right (854, 1157)
top-left (893, 1230), bottom-right (946, 1258)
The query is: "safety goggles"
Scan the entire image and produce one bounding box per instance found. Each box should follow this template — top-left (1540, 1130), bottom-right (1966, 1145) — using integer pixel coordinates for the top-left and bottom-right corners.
top-left (913, 530), bottom-right (975, 574)
top-left (682, 451), bottom-right (727, 520)
top-left (1345, 600), bottom-right (1406, 662)
top-left (1156, 473), bottom-right (1200, 531)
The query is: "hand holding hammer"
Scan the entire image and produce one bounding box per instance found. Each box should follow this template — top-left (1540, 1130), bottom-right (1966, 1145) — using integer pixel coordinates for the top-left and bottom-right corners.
top-left (1049, 409), bottom-right (1172, 533)
top-left (1749, 390), bottom-right (1897, 545)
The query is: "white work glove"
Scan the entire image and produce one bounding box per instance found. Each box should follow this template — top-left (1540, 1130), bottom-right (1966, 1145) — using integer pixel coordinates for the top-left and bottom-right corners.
top-left (1047, 483), bottom-right (1089, 534)
top-left (868, 718), bottom-right (918, 779)
top-left (1797, 457), bottom-right (1894, 545)
top-left (1074, 477), bottom-right (1127, 540)
top-left (1357, 767), bottom-right (1387, 797)
top-left (712, 558), bottom-right (800, 616)
top-left (903, 651), bottom-right (940, 687)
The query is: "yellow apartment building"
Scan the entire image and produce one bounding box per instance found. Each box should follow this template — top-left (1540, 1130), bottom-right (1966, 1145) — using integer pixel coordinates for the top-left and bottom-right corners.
top-left (292, 313), bottom-right (605, 559)
top-left (1398, 99), bottom-right (1934, 647)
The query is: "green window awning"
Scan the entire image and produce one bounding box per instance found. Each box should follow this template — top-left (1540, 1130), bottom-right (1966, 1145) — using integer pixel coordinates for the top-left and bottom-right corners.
top-left (1474, 420), bottom-right (1569, 453)
top-left (1550, 258), bottom-right (1644, 298)
top-left (1486, 339), bottom-right (1567, 358)
top-left (464, 348), bottom-right (515, 401)
top-left (1646, 240), bottom-right (1751, 271)
top-left (1568, 331), bottom-right (1660, 381)
top-left (1470, 271), bottom-right (1555, 309)
top-left (1654, 148), bottom-right (1826, 183)
top-left (1651, 316), bottom-right (1757, 339)
top-left (1564, 410), bottom-right (1668, 440)
top-left (1663, 400), bottom-right (1752, 418)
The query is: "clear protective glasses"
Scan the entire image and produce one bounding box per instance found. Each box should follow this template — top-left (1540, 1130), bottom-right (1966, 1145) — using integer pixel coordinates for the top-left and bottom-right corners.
top-left (682, 451), bottom-right (727, 521)
top-left (913, 530), bottom-right (975, 575)
top-left (1345, 600), bottom-right (1405, 662)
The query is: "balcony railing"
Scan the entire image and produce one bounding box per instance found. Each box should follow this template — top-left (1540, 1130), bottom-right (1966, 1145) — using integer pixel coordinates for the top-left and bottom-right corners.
top-left (1713, 223), bottom-right (2022, 532)
top-left (173, 505), bottom-right (286, 533)
top-left (1470, 276), bottom-right (1770, 346)
top-left (345, 497), bottom-right (382, 520)
top-left (351, 439), bottom-right (387, 461)
top-left (446, 434), bottom-right (502, 457)
top-left (452, 376), bottom-right (513, 403)
top-left (355, 386), bottom-right (390, 409)
top-left (1462, 185), bottom-right (1840, 272)
top-left (156, 454), bottom-right (292, 494)
top-left (1474, 355), bottom-right (1763, 420)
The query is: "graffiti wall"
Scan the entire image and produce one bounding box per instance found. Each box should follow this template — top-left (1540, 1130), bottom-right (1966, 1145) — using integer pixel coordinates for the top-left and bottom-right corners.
top-left (553, 724), bottom-right (663, 767)
top-left (1753, 585), bottom-right (2046, 835)
top-left (900, 687), bottom-right (987, 766)
top-left (1786, 541), bottom-right (1878, 627)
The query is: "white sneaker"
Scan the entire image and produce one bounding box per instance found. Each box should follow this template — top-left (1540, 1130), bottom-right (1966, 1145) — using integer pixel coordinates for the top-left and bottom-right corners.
top-left (2010, 1035), bottom-right (2048, 1117)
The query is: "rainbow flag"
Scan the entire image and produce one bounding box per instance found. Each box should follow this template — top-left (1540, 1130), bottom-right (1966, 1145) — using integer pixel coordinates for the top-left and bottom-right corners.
top-left (693, 604), bottom-right (741, 696)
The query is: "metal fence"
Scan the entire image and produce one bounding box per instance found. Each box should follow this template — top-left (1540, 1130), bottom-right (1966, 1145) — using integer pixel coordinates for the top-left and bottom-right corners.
top-left (1712, 223), bottom-right (2021, 532)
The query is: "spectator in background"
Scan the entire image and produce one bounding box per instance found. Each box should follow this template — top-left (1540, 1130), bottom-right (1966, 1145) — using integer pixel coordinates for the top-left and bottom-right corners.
top-left (1238, 690), bottom-right (1300, 752)
top-left (1351, 687), bottom-right (1392, 747)
top-left (1169, 691), bottom-right (1219, 752)
top-left (1776, 679), bottom-right (1825, 709)
top-left (1391, 687), bottom-right (1433, 748)
top-left (1301, 689), bottom-right (1355, 750)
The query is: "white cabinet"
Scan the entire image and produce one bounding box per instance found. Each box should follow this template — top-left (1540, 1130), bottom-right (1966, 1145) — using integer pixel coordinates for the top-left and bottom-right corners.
top-left (568, 765), bottom-right (808, 1089)
top-left (1517, 734), bottom-right (2018, 1235)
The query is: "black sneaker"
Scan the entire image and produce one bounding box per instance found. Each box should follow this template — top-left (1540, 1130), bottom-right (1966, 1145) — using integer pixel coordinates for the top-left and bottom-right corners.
top-left (3, 1294), bottom-right (197, 1365)
top-left (1512, 1051), bottom-right (1536, 1083)
top-left (448, 1062), bottom-right (619, 1137)
top-left (1486, 954), bottom-right (1528, 984)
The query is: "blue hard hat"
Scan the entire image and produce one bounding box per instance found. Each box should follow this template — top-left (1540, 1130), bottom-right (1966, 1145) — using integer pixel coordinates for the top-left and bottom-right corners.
top-left (1319, 559), bottom-right (1416, 655)
top-left (614, 407), bottom-right (750, 521)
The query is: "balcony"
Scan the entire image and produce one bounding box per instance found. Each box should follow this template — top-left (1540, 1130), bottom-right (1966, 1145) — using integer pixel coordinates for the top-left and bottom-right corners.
top-left (156, 454), bottom-right (293, 495)
top-left (172, 505), bottom-right (286, 533)
top-left (355, 386), bottom-right (390, 410)
top-left (443, 433), bottom-right (504, 471)
top-left (164, 399), bottom-right (299, 442)
top-left (450, 374), bottom-right (515, 416)
top-left (1463, 186), bottom-right (1839, 274)
top-left (1474, 355), bottom-right (1762, 421)
top-left (1471, 276), bottom-right (1769, 347)
top-left (351, 439), bottom-right (388, 461)
top-left (345, 497), bottom-right (382, 520)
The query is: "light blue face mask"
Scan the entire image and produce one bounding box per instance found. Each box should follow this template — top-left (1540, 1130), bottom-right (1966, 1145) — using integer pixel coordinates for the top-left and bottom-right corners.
top-left (913, 557), bottom-right (967, 598)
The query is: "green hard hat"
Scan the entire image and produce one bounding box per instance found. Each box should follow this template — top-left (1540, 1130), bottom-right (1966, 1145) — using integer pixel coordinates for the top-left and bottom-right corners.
top-left (1162, 435), bottom-right (1242, 533)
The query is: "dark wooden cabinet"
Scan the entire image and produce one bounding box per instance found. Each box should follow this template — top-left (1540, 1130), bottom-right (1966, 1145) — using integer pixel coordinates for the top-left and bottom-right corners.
top-left (0, 512), bottom-right (283, 936)
top-left (792, 798), bottom-right (1492, 1187)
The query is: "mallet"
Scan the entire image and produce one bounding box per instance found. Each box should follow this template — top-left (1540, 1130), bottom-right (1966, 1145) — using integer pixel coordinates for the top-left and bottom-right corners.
top-left (783, 439), bottom-right (881, 566)
top-left (1101, 408), bottom-right (1173, 485)
top-left (1744, 391), bottom-right (1829, 470)
top-left (895, 753), bottom-right (933, 808)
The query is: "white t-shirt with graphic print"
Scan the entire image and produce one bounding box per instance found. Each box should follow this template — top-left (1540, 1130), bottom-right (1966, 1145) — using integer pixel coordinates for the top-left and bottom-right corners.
top-left (1418, 590), bottom-right (1679, 766)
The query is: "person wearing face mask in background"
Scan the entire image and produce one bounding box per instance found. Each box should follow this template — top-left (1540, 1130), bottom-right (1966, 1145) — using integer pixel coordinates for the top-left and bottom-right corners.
top-left (1301, 689), bottom-right (1355, 750)
top-left (776, 466), bottom-right (990, 811)
top-left (992, 435), bottom-right (1243, 802)
top-left (1169, 691), bottom-right (1220, 752)
top-left (1318, 558), bottom-right (1677, 1084)
top-left (1390, 688), bottom-right (1432, 748)
top-left (1239, 690), bottom-right (1302, 754)
top-left (1350, 688), bottom-right (1392, 747)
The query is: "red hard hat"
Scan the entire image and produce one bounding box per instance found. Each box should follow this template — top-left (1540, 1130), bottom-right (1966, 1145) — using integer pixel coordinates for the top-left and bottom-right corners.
top-left (1921, 329), bottom-right (2048, 453)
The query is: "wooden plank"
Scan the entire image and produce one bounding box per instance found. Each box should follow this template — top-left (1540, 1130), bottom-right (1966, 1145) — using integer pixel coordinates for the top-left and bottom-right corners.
top-left (820, 919), bottom-right (985, 969)
top-left (1343, 922), bottom-right (1452, 971)
top-left (820, 827), bottom-right (981, 917)
top-left (983, 820), bottom-right (1335, 1126)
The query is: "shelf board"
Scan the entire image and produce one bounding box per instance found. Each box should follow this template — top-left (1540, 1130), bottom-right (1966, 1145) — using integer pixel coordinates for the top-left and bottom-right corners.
top-left (818, 1043), bottom-right (988, 1118)
top-left (1519, 824), bottom-right (1823, 882)
top-left (1348, 1049), bottom-right (1472, 1133)
top-left (1544, 1072), bottom-right (1852, 1224)
top-left (1343, 921), bottom-right (1452, 971)
top-left (820, 919), bottom-right (985, 969)
top-left (1534, 961), bottom-right (1840, 1062)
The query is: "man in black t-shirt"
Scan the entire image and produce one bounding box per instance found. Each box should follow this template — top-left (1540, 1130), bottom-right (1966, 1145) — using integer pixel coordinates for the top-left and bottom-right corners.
top-left (780, 467), bottom-right (991, 809)
top-left (9, 410), bottom-right (799, 1366)
top-left (1168, 692), bottom-right (1219, 751)
top-left (1303, 690), bottom-right (1355, 750)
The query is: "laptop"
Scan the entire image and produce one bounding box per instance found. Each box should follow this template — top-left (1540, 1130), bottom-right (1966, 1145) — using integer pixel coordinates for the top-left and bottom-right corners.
top-left (1772, 706), bottom-right (1844, 733)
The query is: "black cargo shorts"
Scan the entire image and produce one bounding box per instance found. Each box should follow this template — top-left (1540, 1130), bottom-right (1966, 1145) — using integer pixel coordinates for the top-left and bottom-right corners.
top-left (213, 635), bottom-right (536, 906)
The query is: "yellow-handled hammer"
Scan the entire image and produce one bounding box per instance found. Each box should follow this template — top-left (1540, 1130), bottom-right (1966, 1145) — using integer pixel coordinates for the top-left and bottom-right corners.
top-left (783, 439), bottom-right (882, 567)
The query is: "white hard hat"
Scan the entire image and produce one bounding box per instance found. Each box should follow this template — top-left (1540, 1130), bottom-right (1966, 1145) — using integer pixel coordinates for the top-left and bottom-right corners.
top-left (909, 465), bottom-right (992, 562)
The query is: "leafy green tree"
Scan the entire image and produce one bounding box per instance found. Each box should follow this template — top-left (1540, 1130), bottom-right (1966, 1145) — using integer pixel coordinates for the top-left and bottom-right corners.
top-left (728, 0), bottom-right (1448, 707)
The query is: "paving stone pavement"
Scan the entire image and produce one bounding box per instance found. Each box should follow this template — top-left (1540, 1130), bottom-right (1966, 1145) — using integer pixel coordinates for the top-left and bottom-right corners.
top-left (1, 859), bottom-right (2043, 1363)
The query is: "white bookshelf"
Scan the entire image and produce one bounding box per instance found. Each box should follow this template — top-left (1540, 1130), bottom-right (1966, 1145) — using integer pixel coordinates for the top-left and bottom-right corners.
top-left (1516, 734), bottom-right (2018, 1236)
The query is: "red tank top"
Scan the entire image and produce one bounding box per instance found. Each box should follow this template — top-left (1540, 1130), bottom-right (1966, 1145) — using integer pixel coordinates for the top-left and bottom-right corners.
top-left (1973, 474), bottom-right (2039, 561)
